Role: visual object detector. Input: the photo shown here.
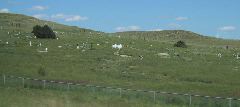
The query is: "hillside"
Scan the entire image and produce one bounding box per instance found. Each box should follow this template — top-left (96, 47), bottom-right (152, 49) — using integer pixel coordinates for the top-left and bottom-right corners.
top-left (0, 13), bottom-right (98, 33)
top-left (1, 13), bottom-right (240, 107)
top-left (113, 30), bottom-right (240, 48)
top-left (114, 30), bottom-right (206, 40)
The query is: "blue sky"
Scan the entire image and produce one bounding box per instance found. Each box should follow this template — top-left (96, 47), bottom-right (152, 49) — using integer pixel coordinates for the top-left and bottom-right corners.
top-left (0, 0), bottom-right (240, 39)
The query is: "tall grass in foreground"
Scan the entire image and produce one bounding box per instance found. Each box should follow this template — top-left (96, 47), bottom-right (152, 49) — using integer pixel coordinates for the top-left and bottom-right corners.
top-left (1, 75), bottom-right (239, 107)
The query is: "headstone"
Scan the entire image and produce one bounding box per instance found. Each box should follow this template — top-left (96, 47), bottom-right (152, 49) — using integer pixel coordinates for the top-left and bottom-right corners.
top-left (77, 44), bottom-right (79, 49)
top-left (217, 53), bottom-right (222, 58)
top-left (112, 44), bottom-right (123, 49)
top-left (45, 48), bottom-right (48, 52)
top-left (29, 41), bottom-right (32, 46)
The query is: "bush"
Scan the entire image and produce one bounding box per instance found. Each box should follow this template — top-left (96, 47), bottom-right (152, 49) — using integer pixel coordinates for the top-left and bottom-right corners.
top-left (174, 40), bottom-right (187, 48)
top-left (32, 25), bottom-right (56, 39)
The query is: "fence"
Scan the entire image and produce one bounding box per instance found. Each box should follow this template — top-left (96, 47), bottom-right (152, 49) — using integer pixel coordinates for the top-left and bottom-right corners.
top-left (1, 74), bottom-right (240, 107)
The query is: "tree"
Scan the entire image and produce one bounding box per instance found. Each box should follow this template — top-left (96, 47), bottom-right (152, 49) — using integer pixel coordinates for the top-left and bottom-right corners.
top-left (32, 25), bottom-right (56, 39)
top-left (174, 40), bottom-right (187, 48)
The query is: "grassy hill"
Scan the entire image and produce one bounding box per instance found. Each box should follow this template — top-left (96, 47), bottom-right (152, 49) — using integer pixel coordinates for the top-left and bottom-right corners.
top-left (0, 13), bottom-right (98, 33)
top-left (1, 13), bottom-right (240, 107)
top-left (113, 30), bottom-right (240, 47)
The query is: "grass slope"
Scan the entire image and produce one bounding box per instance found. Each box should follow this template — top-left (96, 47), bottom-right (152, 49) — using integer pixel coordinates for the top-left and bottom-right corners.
top-left (0, 86), bottom-right (188, 107)
top-left (1, 13), bottom-right (240, 106)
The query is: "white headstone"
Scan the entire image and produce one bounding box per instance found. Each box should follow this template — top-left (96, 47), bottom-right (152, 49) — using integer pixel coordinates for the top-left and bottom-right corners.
top-left (97, 44), bottom-right (100, 46)
top-left (77, 46), bottom-right (80, 49)
top-left (6, 41), bottom-right (8, 45)
top-left (56, 38), bottom-right (59, 40)
top-left (118, 44), bottom-right (123, 49)
top-left (39, 43), bottom-right (41, 47)
top-left (112, 44), bottom-right (123, 49)
top-left (8, 32), bottom-right (9, 35)
top-left (217, 53), bottom-right (222, 58)
top-left (45, 48), bottom-right (48, 52)
top-left (112, 44), bottom-right (117, 48)
top-left (29, 41), bottom-right (32, 46)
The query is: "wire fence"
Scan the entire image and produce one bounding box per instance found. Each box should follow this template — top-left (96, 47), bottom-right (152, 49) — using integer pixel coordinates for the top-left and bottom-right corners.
top-left (1, 74), bottom-right (240, 107)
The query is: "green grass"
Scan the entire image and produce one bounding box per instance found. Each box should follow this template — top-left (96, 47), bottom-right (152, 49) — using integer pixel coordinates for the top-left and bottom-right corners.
top-left (1, 13), bottom-right (240, 107)
top-left (0, 85), bottom-right (190, 107)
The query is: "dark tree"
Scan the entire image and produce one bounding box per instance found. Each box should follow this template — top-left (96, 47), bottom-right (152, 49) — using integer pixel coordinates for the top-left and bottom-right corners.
top-left (32, 25), bottom-right (56, 39)
top-left (174, 40), bottom-right (187, 48)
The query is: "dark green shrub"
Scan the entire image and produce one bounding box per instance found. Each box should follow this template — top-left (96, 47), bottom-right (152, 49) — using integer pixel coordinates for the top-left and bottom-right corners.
top-left (174, 40), bottom-right (187, 48)
top-left (32, 25), bottom-right (56, 39)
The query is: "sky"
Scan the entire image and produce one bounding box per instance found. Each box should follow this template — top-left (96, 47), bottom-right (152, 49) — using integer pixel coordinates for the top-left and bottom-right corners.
top-left (0, 0), bottom-right (240, 39)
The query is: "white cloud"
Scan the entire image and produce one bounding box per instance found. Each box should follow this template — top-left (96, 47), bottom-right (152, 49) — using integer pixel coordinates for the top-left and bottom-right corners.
top-left (32, 14), bottom-right (48, 19)
top-left (51, 13), bottom-right (66, 19)
top-left (168, 23), bottom-right (182, 29)
top-left (175, 17), bottom-right (189, 21)
top-left (149, 29), bottom-right (163, 31)
top-left (32, 13), bottom-right (88, 22)
top-left (128, 26), bottom-right (141, 31)
top-left (0, 8), bottom-right (10, 13)
top-left (116, 27), bottom-right (125, 31)
top-left (115, 26), bottom-right (141, 31)
top-left (219, 26), bottom-right (236, 32)
top-left (31, 5), bottom-right (48, 11)
top-left (65, 15), bottom-right (88, 22)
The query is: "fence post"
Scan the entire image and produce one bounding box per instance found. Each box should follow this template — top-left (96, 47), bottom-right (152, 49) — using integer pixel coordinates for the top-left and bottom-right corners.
top-left (229, 98), bottom-right (232, 107)
top-left (43, 80), bottom-right (46, 89)
top-left (3, 74), bottom-right (5, 85)
top-left (119, 88), bottom-right (122, 97)
top-left (189, 95), bottom-right (192, 106)
top-left (153, 91), bottom-right (156, 102)
top-left (67, 83), bottom-right (70, 91)
top-left (22, 77), bottom-right (25, 88)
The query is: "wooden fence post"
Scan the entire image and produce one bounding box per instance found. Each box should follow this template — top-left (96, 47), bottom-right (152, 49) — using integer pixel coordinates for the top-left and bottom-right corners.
top-left (22, 78), bottom-right (25, 88)
top-left (189, 95), bottom-right (192, 106)
top-left (153, 91), bottom-right (156, 102)
top-left (43, 80), bottom-right (46, 89)
top-left (229, 98), bottom-right (232, 107)
top-left (119, 88), bottom-right (122, 97)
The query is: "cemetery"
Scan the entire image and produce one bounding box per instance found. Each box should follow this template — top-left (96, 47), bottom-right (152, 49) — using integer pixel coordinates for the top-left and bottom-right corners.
top-left (1, 12), bottom-right (240, 107)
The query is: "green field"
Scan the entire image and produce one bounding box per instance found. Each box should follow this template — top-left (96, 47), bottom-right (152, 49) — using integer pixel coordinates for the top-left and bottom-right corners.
top-left (1, 13), bottom-right (240, 107)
